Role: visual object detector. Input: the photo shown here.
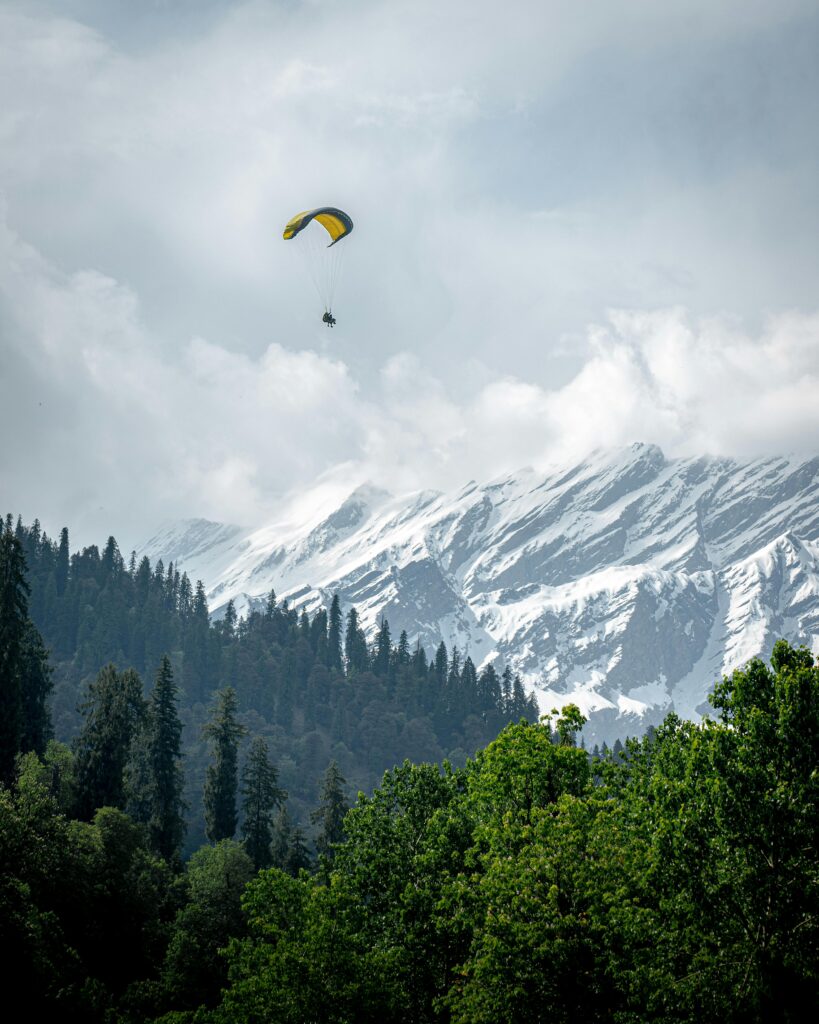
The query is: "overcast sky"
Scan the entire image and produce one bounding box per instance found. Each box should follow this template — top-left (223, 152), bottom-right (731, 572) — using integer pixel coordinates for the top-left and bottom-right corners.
top-left (2, 0), bottom-right (819, 550)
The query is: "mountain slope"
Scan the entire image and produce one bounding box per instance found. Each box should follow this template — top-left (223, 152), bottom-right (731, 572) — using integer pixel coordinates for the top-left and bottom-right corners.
top-left (141, 445), bottom-right (819, 744)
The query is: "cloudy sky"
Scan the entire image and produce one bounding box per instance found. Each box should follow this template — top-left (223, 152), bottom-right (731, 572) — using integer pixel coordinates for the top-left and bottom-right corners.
top-left (2, 0), bottom-right (818, 550)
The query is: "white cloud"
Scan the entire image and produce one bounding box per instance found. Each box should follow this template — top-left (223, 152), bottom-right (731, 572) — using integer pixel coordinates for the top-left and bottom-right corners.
top-left (1, 1), bottom-right (818, 545)
top-left (3, 214), bottom-right (817, 550)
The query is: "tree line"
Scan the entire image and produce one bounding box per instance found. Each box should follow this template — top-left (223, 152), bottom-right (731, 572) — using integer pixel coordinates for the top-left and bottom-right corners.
top-left (5, 513), bottom-right (537, 844)
top-left (3, 515), bottom-right (817, 1021)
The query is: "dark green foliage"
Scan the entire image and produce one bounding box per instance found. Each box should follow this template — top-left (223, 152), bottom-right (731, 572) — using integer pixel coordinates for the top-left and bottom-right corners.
top-left (311, 759), bottom-right (349, 864)
top-left (128, 656), bottom-right (186, 864)
top-left (344, 606), bottom-right (370, 674)
top-left (203, 687), bottom-right (247, 842)
top-left (240, 736), bottom-right (286, 870)
top-left (373, 617), bottom-right (392, 676)
top-left (8, 514), bottom-right (819, 1022)
top-left (2, 624), bottom-right (819, 1022)
top-left (19, 619), bottom-right (53, 755)
top-left (211, 869), bottom-right (392, 1024)
top-left (205, 646), bottom-right (819, 1023)
top-left (0, 765), bottom-right (177, 1021)
top-left (73, 664), bottom-right (146, 819)
top-left (11, 515), bottom-right (527, 846)
top-left (271, 804), bottom-right (312, 876)
top-left (327, 593), bottom-right (343, 669)
top-left (160, 840), bottom-right (254, 1011)
top-left (0, 525), bottom-right (52, 782)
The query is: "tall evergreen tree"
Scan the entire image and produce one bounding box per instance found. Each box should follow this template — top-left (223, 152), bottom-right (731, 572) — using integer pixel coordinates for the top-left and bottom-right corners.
top-left (55, 526), bottom-right (69, 596)
top-left (73, 664), bottom-right (146, 819)
top-left (183, 581), bottom-right (211, 700)
top-left (344, 608), bottom-right (369, 675)
top-left (141, 655), bottom-right (186, 863)
top-left (203, 687), bottom-right (247, 842)
top-left (285, 824), bottom-right (312, 876)
top-left (511, 673), bottom-right (528, 720)
top-left (0, 527), bottom-right (30, 783)
top-left (241, 736), bottom-right (286, 870)
top-left (434, 641), bottom-right (448, 684)
top-left (18, 620), bottom-right (53, 756)
top-left (0, 526), bottom-right (52, 782)
top-left (461, 655), bottom-right (478, 707)
top-left (311, 760), bottom-right (349, 864)
top-left (373, 618), bottom-right (392, 677)
top-left (501, 665), bottom-right (514, 716)
top-left (222, 599), bottom-right (237, 639)
top-left (478, 663), bottom-right (501, 712)
top-left (412, 639), bottom-right (428, 677)
top-left (327, 594), bottom-right (343, 670)
top-left (270, 805), bottom-right (310, 875)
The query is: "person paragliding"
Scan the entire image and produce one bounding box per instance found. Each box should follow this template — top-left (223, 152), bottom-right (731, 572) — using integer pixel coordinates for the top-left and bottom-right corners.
top-left (283, 207), bottom-right (353, 326)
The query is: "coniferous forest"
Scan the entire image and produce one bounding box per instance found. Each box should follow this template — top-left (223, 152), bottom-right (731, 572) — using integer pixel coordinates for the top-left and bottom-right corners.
top-left (1, 514), bottom-right (818, 1023)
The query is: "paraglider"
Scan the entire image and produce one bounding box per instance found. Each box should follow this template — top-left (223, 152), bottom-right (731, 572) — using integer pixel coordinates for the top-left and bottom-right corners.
top-left (283, 207), bottom-right (353, 326)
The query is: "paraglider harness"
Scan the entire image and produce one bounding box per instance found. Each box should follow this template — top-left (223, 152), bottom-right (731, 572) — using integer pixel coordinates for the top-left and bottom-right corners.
top-left (322, 311), bottom-right (337, 328)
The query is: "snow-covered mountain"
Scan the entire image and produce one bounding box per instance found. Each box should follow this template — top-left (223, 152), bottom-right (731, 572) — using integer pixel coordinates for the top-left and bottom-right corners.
top-left (140, 445), bottom-right (819, 745)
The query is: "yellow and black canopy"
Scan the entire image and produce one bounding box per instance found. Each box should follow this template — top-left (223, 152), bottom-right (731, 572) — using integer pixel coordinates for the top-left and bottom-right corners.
top-left (283, 207), bottom-right (354, 247)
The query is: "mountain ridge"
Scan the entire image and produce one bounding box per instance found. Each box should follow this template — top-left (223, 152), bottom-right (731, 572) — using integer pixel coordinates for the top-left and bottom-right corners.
top-left (140, 444), bottom-right (819, 744)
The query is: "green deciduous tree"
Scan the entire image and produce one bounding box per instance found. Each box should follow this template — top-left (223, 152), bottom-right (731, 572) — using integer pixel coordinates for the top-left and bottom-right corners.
top-left (161, 839), bottom-right (255, 1011)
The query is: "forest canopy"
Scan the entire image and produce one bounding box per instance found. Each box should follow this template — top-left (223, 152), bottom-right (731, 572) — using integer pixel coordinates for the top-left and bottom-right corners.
top-left (1, 515), bottom-right (817, 1022)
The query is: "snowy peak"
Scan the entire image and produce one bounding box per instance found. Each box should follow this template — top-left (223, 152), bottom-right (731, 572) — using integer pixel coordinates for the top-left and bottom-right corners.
top-left (140, 518), bottom-right (244, 568)
top-left (140, 447), bottom-right (819, 744)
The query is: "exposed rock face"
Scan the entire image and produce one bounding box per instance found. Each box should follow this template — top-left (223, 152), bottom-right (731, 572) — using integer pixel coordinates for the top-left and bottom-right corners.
top-left (141, 445), bottom-right (819, 745)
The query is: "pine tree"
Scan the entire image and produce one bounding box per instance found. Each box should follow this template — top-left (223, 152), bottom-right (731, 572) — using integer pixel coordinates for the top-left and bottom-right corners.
top-left (203, 687), bottom-right (247, 842)
top-left (178, 573), bottom-right (193, 618)
top-left (73, 664), bottom-right (146, 819)
top-left (501, 666), bottom-right (513, 716)
top-left (396, 629), bottom-right (410, 666)
top-left (144, 655), bottom-right (186, 863)
top-left (55, 527), bottom-right (69, 596)
top-left (183, 581), bottom-right (211, 700)
top-left (373, 618), bottom-right (392, 677)
top-left (101, 535), bottom-right (122, 578)
top-left (272, 806), bottom-right (311, 876)
top-left (434, 641), bottom-right (448, 684)
top-left (311, 760), bottom-right (349, 863)
top-left (0, 527), bottom-right (30, 783)
top-left (344, 608), bottom-right (369, 675)
top-left (478, 663), bottom-right (501, 713)
top-left (511, 673), bottom-right (528, 720)
top-left (310, 608), bottom-right (328, 664)
top-left (412, 639), bottom-right (428, 677)
top-left (222, 600), bottom-right (237, 639)
top-left (327, 594), bottom-right (343, 670)
top-left (241, 736), bottom-right (286, 870)
top-left (461, 656), bottom-right (478, 708)
top-left (0, 525), bottom-right (53, 782)
top-left (19, 620), bottom-right (53, 756)
top-left (447, 646), bottom-right (462, 708)
top-left (299, 608), bottom-right (310, 640)
top-left (285, 825), bottom-right (312, 875)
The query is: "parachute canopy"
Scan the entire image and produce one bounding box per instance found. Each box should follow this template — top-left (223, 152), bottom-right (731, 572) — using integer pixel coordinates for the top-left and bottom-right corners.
top-left (283, 207), bottom-right (354, 247)
top-left (283, 206), bottom-right (353, 316)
